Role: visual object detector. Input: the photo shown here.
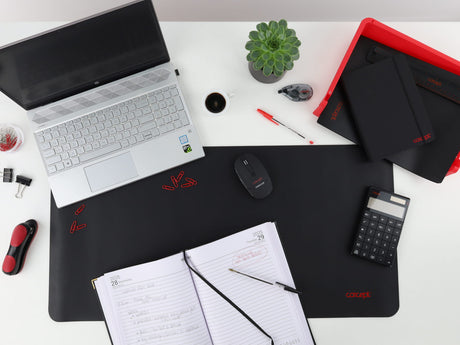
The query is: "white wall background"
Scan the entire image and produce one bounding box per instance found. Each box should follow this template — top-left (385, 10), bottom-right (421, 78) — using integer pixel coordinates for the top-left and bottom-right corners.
top-left (0, 0), bottom-right (459, 22)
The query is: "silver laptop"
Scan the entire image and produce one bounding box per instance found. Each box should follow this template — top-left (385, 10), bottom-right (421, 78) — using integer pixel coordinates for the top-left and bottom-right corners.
top-left (0, 0), bottom-right (204, 208)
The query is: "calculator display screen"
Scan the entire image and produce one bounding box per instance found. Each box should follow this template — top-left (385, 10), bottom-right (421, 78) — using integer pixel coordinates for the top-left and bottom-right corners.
top-left (367, 197), bottom-right (405, 219)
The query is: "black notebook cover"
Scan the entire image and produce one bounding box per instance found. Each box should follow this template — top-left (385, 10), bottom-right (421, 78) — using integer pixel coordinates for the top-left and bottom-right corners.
top-left (318, 36), bottom-right (460, 182)
top-left (49, 145), bottom-right (397, 321)
top-left (342, 55), bottom-right (434, 161)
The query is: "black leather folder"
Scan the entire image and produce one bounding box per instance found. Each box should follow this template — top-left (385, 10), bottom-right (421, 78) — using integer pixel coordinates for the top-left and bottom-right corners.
top-left (342, 54), bottom-right (434, 161)
top-left (49, 145), bottom-right (398, 321)
top-left (318, 36), bottom-right (460, 182)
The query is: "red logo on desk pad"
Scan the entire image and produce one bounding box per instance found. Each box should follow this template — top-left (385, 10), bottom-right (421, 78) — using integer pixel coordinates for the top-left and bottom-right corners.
top-left (346, 291), bottom-right (371, 299)
top-left (162, 171), bottom-right (197, 191)
top-left (69, 203), bottom-right (87, 234)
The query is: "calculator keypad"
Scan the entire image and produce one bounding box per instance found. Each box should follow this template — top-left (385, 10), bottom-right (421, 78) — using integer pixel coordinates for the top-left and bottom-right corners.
top-left (351, 210), bottom-right (403, 266)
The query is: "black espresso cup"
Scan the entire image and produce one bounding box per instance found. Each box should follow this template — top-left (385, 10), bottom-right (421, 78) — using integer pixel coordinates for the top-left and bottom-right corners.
top-left (204, 92), bottom-right (228, 114)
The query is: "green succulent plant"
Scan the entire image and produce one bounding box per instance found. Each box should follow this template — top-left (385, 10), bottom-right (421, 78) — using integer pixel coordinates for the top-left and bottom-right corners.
top-left (245, 19), bottom-right (301, 77)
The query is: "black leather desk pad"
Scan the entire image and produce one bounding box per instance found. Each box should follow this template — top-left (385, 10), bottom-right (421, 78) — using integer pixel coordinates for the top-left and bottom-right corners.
top-left (318, 36), bottom-right (460, 183)
top-left (49, 145), bottom-right (397, 321)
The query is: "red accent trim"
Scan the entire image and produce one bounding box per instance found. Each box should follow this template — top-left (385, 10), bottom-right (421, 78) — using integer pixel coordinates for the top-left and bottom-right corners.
top-left (162, 184), bottom-right (175, 191)
top-left (11, 225), bottom-right (27, 247)
top-left (76, 224), bottom-right (87, 231)
top-left (257, 109), bottom-right (279, 125)
top-left (2, 255), bottom-right (16, 273)
top-left (313, 18), bottom-right (460, 176)
top-left (446, 152), bottom-right (460, 176)
top-left (252, 177), bottom-right (263, 185)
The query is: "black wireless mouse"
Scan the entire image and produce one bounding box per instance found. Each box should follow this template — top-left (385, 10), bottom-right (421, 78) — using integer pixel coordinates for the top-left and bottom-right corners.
top-left (234, 153), bottom-right (273, 199)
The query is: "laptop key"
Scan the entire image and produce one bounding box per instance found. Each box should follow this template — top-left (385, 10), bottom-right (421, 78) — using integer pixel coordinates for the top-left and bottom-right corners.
top-left (142, 107), bottom-right (152, 115)
top-left (139, 122), bottom-right (157, 133)
top-left (173, 96), bottom-right (183, 110)
top-left (46, 155), bottom-right (62, 165)
top-left (79, 143), bottom-right (121, 162)
top-left (139, 114), bottom-right (154, 124)
top-left (42, 149), bottom-right (55, 158)
top-left (142, 131), bottom-right (152, 140)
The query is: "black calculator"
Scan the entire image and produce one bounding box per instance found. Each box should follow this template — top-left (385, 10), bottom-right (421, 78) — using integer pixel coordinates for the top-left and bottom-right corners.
top-left (351, 187), bottom-right (410, 266)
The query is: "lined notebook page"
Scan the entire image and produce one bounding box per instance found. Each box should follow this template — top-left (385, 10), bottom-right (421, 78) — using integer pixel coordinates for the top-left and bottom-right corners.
top-left (187, 222), bottom-right (314, 345)
top-left (95, 253), bottom-right (212, 345)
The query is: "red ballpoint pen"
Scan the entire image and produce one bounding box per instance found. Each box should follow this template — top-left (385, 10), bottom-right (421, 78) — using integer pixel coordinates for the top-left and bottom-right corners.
top-left (257, 109), bottom-right (314, 144)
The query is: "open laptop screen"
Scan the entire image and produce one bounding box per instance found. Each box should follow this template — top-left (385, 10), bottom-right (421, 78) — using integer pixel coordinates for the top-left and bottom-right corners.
top-left (0, 0), bottom-right (169, 110)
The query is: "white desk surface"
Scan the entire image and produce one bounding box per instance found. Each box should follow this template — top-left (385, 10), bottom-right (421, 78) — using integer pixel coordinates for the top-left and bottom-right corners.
top-left (0, 21), bottom-right (459, 345)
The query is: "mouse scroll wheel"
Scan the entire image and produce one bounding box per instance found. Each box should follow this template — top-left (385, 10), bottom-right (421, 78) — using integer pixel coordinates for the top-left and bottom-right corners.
top-left (242, 159), bottom-right (256, 176)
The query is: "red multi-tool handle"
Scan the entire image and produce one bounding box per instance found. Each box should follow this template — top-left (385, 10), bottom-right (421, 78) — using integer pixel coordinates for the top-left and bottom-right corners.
top-left (2, 220), bottom-right (38, 275)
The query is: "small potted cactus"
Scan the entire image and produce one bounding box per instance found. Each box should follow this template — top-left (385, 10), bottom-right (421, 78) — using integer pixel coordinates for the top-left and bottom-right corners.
top-left (245, 19), bottom-right (301, 83)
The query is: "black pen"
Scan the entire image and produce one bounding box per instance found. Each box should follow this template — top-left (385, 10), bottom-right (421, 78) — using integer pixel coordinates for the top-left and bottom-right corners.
top-left (229, 268), bottom-right (301, 294)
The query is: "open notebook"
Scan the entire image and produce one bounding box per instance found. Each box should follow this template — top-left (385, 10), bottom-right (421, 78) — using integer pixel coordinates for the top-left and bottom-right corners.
top-left (94, 222), bottom-right (315, 345)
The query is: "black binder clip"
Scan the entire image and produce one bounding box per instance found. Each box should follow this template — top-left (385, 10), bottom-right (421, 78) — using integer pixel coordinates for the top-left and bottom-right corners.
top-left (1, 168), bottom-right (13, 182)
top-left (15, 175), bottom-right (32, 199)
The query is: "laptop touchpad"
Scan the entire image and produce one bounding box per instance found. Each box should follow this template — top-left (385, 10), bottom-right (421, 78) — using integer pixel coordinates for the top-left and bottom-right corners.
top-left (84, 152), bottom-right (138, 192)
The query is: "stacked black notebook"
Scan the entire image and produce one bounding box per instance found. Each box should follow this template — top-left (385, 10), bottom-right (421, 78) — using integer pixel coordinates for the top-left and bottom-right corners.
top-left (342, 55), bottom-right (434, 161)
top-left (318, 36), bottom-right (460, 183)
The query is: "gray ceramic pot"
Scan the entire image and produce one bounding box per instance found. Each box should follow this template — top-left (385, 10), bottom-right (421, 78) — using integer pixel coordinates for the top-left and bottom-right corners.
top-left (248, 62), bottom-right (286, 84)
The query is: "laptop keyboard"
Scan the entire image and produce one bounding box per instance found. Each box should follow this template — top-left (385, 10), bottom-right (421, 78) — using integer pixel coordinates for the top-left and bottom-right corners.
top-left (35, 85), bottom-right (190, 175)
